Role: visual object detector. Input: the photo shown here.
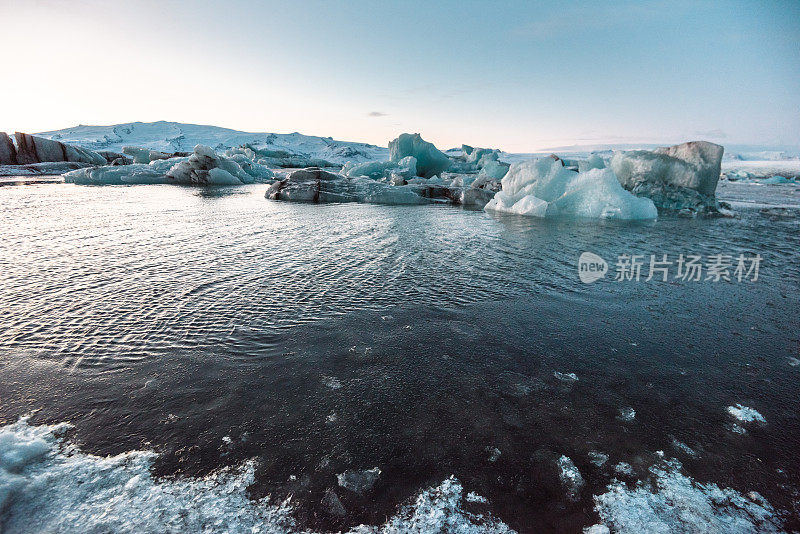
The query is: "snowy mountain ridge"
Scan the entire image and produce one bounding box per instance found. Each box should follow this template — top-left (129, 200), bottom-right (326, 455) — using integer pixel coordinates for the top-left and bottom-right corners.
top-left (34, 121), bottom-right (389, 165)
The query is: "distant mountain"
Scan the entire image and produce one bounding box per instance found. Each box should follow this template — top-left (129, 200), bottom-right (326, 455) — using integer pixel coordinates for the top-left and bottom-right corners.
top-left (35, 121), bottom-right (389, 165)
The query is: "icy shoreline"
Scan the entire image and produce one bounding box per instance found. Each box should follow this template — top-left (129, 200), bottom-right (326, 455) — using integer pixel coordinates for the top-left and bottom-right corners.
top-left (0, 417), bottom-right (786, 533)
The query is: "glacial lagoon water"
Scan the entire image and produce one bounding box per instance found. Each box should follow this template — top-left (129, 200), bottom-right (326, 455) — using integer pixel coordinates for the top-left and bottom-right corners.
top-left (0, 181), bottom-right (799, 532)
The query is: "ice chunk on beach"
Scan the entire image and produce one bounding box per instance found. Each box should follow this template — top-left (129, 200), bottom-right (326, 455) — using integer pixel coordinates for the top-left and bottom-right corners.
top-left (389, 133), bottom-right (452, 178)
top-left (558, 455), bottom-right (585, 501)
top-left (485, 157), bottom-right (657, 220)
top-left (0, 418), bottom-right (512, 534)
top-left (591, 459), bottom-right (782, 533)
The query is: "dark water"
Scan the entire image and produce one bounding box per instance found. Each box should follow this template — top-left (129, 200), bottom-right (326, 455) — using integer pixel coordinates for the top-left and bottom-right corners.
top-left (0, 182), bottom-right (798, 532)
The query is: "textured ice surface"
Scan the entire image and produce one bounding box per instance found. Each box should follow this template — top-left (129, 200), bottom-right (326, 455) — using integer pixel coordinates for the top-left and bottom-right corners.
top-left (610, 141), bottom-right (725, 212)
top-left (65, 145), bottom-right (273, 186)
top-left (558, 455), bottom-right (585, 501)
top-left (388, 133), bottom-right (452, 178)
top-left (64, 164), bottom-right (170, 185)
top-left (591, 459), bottom-right (782, 533)
top-left (266, 168), bottom-right (456, 205)
top-left (611, 141), bottom-right (723, 197)
top-left (485, 158), bottom-right (657, 220)
top-left (726, 404), bottom-right (766, 424)
top-left (0, 418), bottom-right (513, 534)
top-left (341, 156), bottom-right (417, 181)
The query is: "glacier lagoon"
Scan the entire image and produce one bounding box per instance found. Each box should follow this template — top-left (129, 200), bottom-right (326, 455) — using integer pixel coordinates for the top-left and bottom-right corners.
top-left (0, 180), bottom-right (798, 533)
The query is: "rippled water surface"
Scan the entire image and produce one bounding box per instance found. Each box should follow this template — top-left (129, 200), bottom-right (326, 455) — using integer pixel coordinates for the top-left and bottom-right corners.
top-left (1, 182), bottom-right (799, 532)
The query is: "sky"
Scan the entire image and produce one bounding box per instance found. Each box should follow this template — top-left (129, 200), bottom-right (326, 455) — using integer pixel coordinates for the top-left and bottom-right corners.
top-left (1, 0), bottom-right (798, 152)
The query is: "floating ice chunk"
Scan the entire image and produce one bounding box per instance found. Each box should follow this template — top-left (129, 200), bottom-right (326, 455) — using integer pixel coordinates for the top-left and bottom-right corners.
top-left (267, 168), bottom-right (436, 205)
top-left (554, 371), bottom-right (579, 382)
top-left (761, 175), bottom-right (791, 184)
top-left (14, 133), bottom-right (107, 165)
top-left (337, 467), bottom-right (381, 495)
top-left (485, 446), bottom-right (502, 462)
top-left (166, 144), bottom-right (271, 185)
top-left (611, 141), bottom-right (723, 197)
top-left (389, 133), bottom-right (451, 178)
top-left (584, 525), bottom-right (611, 534)
top-left (788, 357), bottom-right (800, 367)
top-left (617, 407), bottom-right (636, 422)
top-left (465, 491), bottom-right (488, 504)
top-left (558, 455), bottom-right (585, 501)
top-left (321, 375), bottom-right (342, 389)
top-left (546, 169), bottom-right (658, 220)
top-left (610, 141), bottom-right (726, 212)
top-left (592, 459), bottom-right (782, 533)
top-left (485, 159), bottom-right (657, 220)
top-left (64, 164), bottom-right (169, 185)
top-left (588, 451), bottom-right (609, 467)
top-left (342, 156), bottom-right (417, 181)
top-left (726, 404), bottom-right (766, 424)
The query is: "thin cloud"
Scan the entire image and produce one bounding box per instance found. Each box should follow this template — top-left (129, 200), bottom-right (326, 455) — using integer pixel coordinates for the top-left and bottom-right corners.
top-left (367, 111), bottom-right (388, 117)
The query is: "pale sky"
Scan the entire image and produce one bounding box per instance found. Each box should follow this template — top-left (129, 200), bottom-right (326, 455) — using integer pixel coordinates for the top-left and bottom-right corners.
top-left (2, 0), bottom-right (798, 152)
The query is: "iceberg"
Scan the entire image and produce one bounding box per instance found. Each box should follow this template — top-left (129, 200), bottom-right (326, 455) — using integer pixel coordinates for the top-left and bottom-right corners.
top-left (761, 175), bottom-right (791, 184)
top-left (167, 145), bottom-right (273, 185)
top-left (341, 156), bottom-right (417, 181)
top-left (12, 133), bottom-right (107, 166)
top-left (122, 146), bottom-right (190, 164)
top-left (0, 132), bottom-right (17, 164)
top-left (389, 133), bottom-right (452, 178)
top-left (64, 145), bottom-right (273, 186)
top-left (610, 141), bottom-right (725, 212)
top-left (485, 157), bottom-right (657, 220)
top-left (266, 168), bottom-right (432, 205)
top-left (64, 164), bottom-right (170, 185)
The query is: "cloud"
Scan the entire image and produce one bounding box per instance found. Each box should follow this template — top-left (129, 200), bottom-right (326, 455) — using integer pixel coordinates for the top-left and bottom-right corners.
top-left (367, 111), bottom-right (388, 117)
top-left (694, 129), bottom-right (727, 139)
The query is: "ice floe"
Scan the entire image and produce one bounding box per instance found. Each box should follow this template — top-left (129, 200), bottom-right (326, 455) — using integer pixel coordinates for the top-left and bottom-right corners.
top-left (558, 455), bottom-right (585, 501)
top-left (388, 133), bottom-right (452, 178)
top-left (0, 418), bottom-right (513, 533)
top-left (610, 141), bottom-right (728, 214)
top-left (726, 404), bottom-right (766, 424)
top-left (589, 459), bottom-right (783, 533)
top-left (484, 157), bottom-right (658, 220)
top-left (64, 144), bottom-right (273, 186)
